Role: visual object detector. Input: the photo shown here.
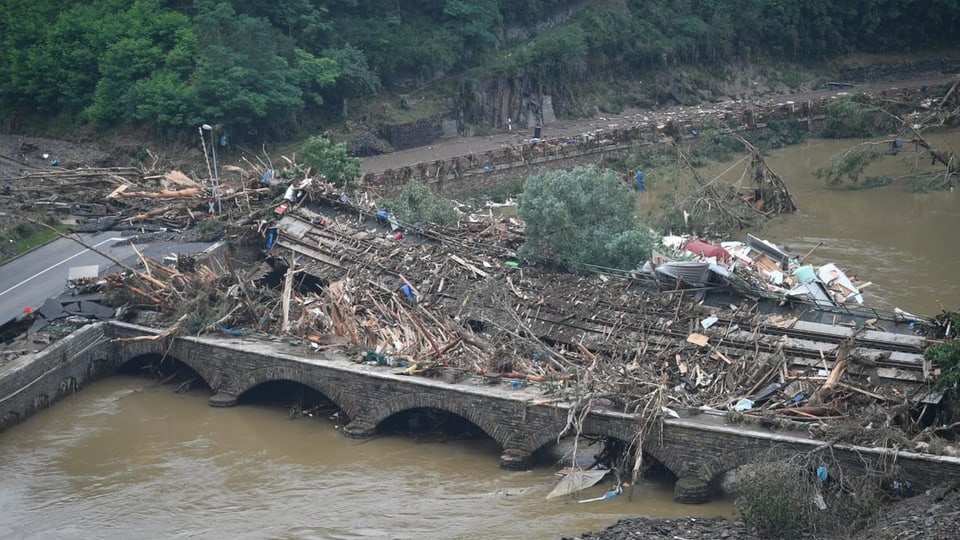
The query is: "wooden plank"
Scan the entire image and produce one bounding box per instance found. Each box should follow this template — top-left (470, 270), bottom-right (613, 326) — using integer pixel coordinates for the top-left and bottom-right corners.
top-left (275, 239), bottom-right (343, 269)
top-left (450, 254), bottom-right (489, 278)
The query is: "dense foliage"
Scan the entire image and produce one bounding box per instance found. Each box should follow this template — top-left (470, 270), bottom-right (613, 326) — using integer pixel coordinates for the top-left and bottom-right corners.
top-left (517, 165), bottom-right (654, 272)
top-left (2, 0), bottom-right (958, 140)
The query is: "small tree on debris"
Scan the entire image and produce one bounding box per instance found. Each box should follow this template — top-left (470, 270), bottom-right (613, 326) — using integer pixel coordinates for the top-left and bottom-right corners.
top-left (300, 136), bottom-right (361, 188)
top-left (517, 165), bottom-right (655, 272)
top-left (380, 180), bottom-right (459, 226)
top-left (926, 312), bottom-right (960, 390)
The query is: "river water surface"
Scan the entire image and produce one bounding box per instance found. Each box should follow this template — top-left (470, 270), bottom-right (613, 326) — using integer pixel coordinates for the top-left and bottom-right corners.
top-left (685, 131), bottom-right (960, 314)
top-left (2, 133), bottom-right (959, 539)
top-left (0, 377), bottom-right (732, 540)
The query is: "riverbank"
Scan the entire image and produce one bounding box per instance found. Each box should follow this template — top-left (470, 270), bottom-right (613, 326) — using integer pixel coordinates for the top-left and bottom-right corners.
top-left (566, 482), bottom-right (960, 540)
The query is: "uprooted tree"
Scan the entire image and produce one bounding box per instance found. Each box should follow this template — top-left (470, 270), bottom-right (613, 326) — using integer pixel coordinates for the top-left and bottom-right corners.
top-left (814, 80), bottom-right (960, 191)
top-left (654, 133), bottom-right (797, 237)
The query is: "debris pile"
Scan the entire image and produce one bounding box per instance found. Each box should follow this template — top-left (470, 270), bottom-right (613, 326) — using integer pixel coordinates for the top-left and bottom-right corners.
top-left (660, 132), bottom-right (798, 236)
top-left (0, 149), bottom-right (275, 236)
top-left (647, 233), bottom-right (876, 309)
top-left (89, 185), bottom-right (954, 461)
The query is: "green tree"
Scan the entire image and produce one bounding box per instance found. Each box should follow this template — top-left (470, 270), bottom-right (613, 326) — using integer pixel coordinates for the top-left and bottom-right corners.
top-left (518, 165), bottom-right (654, 273)
top-left (85, 1), bottom-right (199, 129)
top-left (325, 44), bottom-right (379, 118)
top-left (239, 0), bottom-right (332, 50)
top-left (192, 0), bottom-right (312, 139)
top-left (300, 135), bottom-right (361, 188)
top-left (443, 0), bottom-right (502, 53)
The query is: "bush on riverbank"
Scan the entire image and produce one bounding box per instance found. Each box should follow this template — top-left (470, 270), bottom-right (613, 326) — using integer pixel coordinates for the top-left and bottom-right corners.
top-left (735, 457), bottom-right (887, 539)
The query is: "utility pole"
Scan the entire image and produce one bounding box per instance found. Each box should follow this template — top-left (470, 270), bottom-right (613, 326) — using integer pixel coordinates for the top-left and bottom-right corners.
top-left (201, 124), bottom-right (222, 215)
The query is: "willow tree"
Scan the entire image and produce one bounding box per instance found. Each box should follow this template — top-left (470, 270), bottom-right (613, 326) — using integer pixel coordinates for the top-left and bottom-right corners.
top-left (518, 165), bottom-right (654, 273)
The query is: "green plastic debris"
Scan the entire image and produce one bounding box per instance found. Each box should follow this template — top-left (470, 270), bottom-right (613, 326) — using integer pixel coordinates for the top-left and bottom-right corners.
top-left (364, 351), bottom-right (386, 365)
top-left (505, 261), bottom-right (520, 269)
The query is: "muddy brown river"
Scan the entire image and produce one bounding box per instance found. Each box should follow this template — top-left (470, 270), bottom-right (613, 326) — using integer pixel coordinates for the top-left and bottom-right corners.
top-left (2, 133), bottom-right (959, 539)
top-left (677, 131), bottom-right (960, 315)
top-left (0, 377), bottom-right (732, 539)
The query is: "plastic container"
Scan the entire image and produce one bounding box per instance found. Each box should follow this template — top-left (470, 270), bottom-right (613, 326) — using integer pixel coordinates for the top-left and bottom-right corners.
top-left (792, 265), bottom-right (816, 283)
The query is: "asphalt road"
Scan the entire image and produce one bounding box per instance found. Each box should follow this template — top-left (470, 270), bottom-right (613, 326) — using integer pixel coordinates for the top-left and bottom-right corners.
top-left (0, 232), bottom-right (211, 324)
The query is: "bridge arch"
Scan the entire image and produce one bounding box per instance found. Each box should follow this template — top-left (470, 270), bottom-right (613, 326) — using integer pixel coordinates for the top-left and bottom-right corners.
top-left (232, 366), bottom-right (355, 417)
top-left (526, 412), bottom-right (650, 457)
top-left (117, 350), bottom-right (219, 392)
top-left (362, 393), bottom-right (509, 449)
top-left (525, 421), bottom-right (687, 482)
top-left (692, 445), bottom-right (798, 486)
top-left (640, 442), bottom-right (686, 479)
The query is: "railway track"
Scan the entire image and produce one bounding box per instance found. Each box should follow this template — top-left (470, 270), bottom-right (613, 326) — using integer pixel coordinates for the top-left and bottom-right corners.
top-left (275, 208), bottom-right (931, 387)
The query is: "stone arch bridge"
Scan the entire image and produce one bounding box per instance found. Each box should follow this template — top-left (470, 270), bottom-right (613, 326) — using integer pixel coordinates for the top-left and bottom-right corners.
top-left (2, 321), bottom-right (959, 503)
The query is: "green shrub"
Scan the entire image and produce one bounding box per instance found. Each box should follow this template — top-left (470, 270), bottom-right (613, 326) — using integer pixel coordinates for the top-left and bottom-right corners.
top-left (380, 180), bottom-right (459, 227)
top-left (926, 316), bottom-right (960, 390)
top-left (735, 462), bottom-right (817, 538)
top-left (301, 136), bottom-right (362, 189)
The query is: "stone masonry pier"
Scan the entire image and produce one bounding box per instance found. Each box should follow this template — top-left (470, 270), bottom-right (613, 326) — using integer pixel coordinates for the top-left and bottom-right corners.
top-left (3, 321), bottom-right (960, 503)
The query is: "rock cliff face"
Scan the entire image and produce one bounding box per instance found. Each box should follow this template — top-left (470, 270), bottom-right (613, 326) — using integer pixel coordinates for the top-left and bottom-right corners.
top-left (458, 74), bottom-right (557, 131)
top-left (367, 74), bottom-right (560, 154)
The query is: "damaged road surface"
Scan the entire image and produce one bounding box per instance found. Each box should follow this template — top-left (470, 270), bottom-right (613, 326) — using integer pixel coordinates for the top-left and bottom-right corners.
top-left (0, 231), bottom-right (217, 330)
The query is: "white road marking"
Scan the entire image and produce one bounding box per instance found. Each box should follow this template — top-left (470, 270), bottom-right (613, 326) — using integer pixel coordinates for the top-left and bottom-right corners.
top-left (0, 237), bottom-right (124, 297)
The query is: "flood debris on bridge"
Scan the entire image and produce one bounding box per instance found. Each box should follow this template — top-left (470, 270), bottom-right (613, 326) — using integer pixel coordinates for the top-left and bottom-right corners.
top-left (643, 233), bottom-right (875, 309)
top-left (43, 173), bottom-right (950, 467)
top-left (2, 137), bottom-right (957, 474)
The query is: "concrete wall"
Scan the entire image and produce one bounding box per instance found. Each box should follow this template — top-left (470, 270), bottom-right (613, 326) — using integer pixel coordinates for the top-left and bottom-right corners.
top-left (0, 324), bottom-right (111, 431)
top-left (3, 321), bottom-right (959, 503)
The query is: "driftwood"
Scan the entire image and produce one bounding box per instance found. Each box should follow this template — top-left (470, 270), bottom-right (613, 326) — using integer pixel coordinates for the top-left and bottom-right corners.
top-left (110, 187), bottom-right (202, 199)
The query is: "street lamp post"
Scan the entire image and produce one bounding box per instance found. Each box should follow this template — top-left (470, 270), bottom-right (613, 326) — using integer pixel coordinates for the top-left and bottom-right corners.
top-left (201, 124), bottom-right (222, 215)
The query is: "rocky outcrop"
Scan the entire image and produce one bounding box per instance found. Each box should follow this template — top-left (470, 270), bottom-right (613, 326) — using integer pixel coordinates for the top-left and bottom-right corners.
top-left (458, 74), bottom-right (556, 131)
top-left (378, 117), bottom-right (446, 151)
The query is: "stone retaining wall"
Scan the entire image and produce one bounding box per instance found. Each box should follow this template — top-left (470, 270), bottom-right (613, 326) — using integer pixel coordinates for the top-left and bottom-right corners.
top-left (361, 100), bottom-right (824, 198)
